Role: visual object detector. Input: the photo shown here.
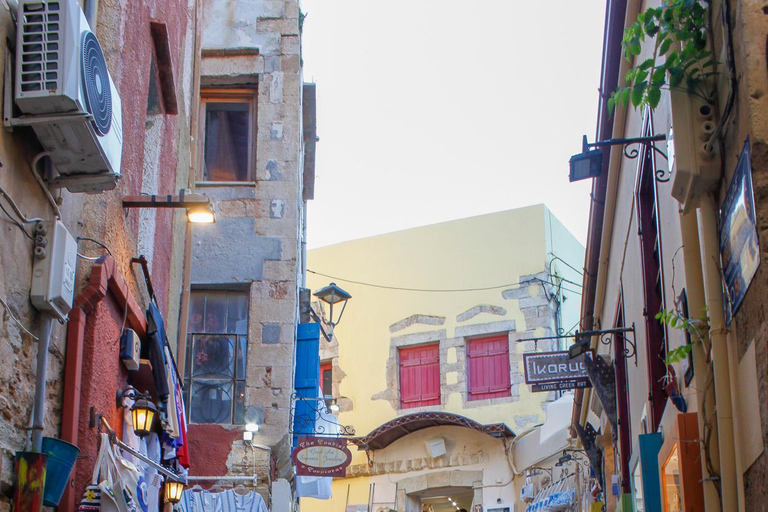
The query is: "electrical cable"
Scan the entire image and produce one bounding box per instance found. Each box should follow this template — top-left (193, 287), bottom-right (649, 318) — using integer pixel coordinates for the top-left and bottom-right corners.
top-left (0, 201), bottom-right (34, 240)
top-left (0, 295), bottom-right (39, 340)
top-left (307, 269), bottom-right (581, 295)
top-left (0, 184), bottom-right (45, 224)
top-left (76, 253), bottom-right (102, 261)
top-left (548, 253), bottom-right (584, 276)
top-left (76, 236), bottom-right (113, 256)
top-left (29, 153), bottom-right (61, 219)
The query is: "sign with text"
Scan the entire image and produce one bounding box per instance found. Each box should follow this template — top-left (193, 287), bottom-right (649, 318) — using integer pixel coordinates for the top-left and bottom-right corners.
top-left (292, 436), bottom-right (352, 477)
top-left (523, 351), bottom-right (592, 391)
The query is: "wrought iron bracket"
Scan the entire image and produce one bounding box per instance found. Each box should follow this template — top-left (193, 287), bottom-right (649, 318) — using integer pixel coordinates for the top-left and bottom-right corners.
top-left (576, 324), bottom-right (637, 367)
top-left (289, 392), bottom-right (356, 437)
top-left (583, 134), bottom-right (670, 182)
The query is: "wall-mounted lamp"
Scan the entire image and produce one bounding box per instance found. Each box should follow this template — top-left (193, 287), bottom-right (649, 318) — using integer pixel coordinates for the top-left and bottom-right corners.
top-left (122, 189), bottom-right (215, 224)
top-left (569, 134), bottom-right (669, 183)
top-left (116, 386), bottom-right (158, 438)
top-left (313, 282), bottom-right (351, 340)
top-left (164, 480), bottom-right (185, 503)
top-left (243, 422), bottom-right (259, 442)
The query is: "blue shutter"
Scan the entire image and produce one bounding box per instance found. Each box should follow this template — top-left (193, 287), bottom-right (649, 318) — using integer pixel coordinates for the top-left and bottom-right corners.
top-left (293, 323), bottom-right (321, 447)
top-left (629, 433), bottom-right (663, 512)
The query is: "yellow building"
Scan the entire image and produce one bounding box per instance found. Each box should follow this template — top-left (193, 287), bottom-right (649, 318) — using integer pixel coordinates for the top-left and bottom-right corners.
top-left (304, 205), bottom-right (584, 512)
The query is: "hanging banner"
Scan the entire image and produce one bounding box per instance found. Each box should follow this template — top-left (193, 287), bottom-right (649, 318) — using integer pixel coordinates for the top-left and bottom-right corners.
top-left (523, 351), bottom-right (592, 392)
top-left (292, 436), bottom-right (352, 477)
top-left (720, 137), bottom-right (760, 325)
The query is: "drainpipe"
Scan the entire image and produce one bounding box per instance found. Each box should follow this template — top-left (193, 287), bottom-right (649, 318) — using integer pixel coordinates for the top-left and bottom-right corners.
top-left (696, 193), bottom-right (738, 511)
top-left (31, 313), bottom-right (54, 452)
top-left (678, 210), bottom-right (720, 512)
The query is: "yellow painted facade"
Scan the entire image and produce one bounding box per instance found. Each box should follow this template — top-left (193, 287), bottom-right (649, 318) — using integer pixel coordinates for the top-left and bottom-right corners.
top-left (303, 205), bottom-right (584, 512)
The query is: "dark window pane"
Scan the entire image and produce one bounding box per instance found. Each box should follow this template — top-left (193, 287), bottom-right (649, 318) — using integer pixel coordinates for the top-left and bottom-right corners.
top-left (234, 382), bottom-right (245, 425)
top-left (188, 293), bottom-right (205, 333)
top-left (236, 337), bottom-right (247, 379)
top-left (322, 369), bottom-right (332, 397)
top-left (204, 292), bottom-right (227, 333)
top-left (190, 380), bottom-right (232, 424)
top-left (192, 335), bottom-right (234, 378)
top-left (227, 293), bottom-right (248, 334)
top-left (204, 102), bottom-right (249, 181)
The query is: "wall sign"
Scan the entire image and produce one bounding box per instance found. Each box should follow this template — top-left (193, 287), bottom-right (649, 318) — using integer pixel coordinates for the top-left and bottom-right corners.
top-left (292, 436), bottom-right (352, 477)
top-left (720, 137), bottom-right (760, 325)
top-left (523, 351), bottom-right (592, 392)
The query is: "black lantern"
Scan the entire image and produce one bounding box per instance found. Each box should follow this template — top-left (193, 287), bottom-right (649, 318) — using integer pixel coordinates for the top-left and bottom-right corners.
top-left (117, 387), bottom-right (157, 438)
top-left (313, 283), bottom-right (351, 338)
top-left (164, 480), bottom-right (185, 504)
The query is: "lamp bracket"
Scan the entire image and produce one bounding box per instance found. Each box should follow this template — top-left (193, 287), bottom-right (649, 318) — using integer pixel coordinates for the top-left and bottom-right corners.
top-left (290, 392), bottom-right (356, 437)
top-left (583, 134), bottom-right (670, 182)
top-left (577, 324), bottom-right (637, 367)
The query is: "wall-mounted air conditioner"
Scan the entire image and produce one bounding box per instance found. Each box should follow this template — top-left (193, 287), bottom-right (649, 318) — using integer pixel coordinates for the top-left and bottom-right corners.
top-left (13, 0), bottom-right (122, 193)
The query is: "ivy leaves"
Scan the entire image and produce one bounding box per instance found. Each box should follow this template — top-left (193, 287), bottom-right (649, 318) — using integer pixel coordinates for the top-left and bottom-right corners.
top-left (656, 307), bottom-right (709, 364)
top-left (608, 0), bottom-right (717, 112)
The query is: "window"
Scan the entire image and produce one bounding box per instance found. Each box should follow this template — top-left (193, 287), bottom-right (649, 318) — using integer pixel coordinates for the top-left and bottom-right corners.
top-left (399, 344), bottom-right (440, 409)
top-left (185, 290), bottom-right (249, 424)
top-left (320, 361), bottom-right (332, 397)
top-left (467, 335), bottom-right (510, 401)
top-left (636, 114), bottom-right (668, 431)
top-left (199, 89), bottom-right (256, 182)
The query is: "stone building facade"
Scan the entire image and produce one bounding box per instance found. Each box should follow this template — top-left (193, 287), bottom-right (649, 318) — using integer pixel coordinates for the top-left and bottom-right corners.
top-left (572, 0), bottom-right (768, 510)
top-left (304, 206), bottom-right (584, 512)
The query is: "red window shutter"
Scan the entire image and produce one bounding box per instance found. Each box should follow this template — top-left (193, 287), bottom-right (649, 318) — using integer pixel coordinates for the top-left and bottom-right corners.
top-left (467, 335), bottom-right (510, 401)
top-left (399, 344), bottom-right (440, 409)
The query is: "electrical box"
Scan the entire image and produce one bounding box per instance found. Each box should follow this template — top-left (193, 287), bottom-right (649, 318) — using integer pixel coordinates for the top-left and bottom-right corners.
top-left (425, 437), bottom-right (446, 458)
top-left (120, 329), bottom-right (141, 370)
top-left (30, 220), bottom-right (77, 320)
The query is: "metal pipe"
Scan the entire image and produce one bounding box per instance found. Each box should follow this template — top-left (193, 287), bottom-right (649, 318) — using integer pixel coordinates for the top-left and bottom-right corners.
top-left (187, 476), bottom-right (257, 482)
top-left (697, 193), bottom-right (738, 511)
top-left (83, 0), bottom-right (96, 27)
top-left (31, 313), bottom-right (54, 452)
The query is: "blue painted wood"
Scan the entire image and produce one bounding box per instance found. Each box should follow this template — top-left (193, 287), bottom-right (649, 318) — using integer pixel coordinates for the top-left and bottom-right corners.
top-left (629, 432), bottom-right (663, 512)
top-left (293, 323), bottom-right (321, 447)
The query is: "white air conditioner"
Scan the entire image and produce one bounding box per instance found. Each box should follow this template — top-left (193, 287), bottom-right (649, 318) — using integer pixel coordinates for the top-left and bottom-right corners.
top-left (14, 0), bottom-right (122, 193)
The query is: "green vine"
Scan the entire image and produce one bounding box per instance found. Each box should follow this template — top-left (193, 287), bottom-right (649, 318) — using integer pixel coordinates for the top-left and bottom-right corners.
top-left (656, 307), bottom-right (709, 364)
top-left (609, 0), bottom-right (718, 112)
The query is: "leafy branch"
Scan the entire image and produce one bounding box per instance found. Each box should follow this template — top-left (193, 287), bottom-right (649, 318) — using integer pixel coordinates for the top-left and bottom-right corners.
top-left (609, 0), bottom-right (717, 112)
top-left (656, 307), bottom-right (709, 364)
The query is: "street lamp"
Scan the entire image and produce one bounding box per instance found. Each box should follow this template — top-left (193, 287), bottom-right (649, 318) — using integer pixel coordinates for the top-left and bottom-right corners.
top-left (116, 386), bottom-right (158, 438)
top-left (569, 134), bottom-right (669, 183)
top-left (313, 283), bottom-right (351, 339)
top-left (122, 189), bottom-right (216, 224)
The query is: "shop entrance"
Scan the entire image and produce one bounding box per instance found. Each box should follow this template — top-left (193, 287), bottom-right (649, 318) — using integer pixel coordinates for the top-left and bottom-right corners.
top-left (418, 488), bottom-right (474, 512)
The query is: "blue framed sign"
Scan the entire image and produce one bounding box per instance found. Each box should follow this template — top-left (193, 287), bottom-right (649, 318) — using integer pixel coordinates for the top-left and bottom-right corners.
top-left (720, 138), bottom-right (760, 325)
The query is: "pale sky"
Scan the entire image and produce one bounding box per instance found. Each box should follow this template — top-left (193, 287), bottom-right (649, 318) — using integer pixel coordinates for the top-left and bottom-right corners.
top-left (302, 0), bottom-right (607, 249)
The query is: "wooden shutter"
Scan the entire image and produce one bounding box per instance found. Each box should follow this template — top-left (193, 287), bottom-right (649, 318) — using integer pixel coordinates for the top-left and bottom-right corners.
top-left (467, 335), bottom-right (510, 401)
top-left (399, 344), bottom-right (440, 409)
top-left (293, 323), bottom-right (321, 447)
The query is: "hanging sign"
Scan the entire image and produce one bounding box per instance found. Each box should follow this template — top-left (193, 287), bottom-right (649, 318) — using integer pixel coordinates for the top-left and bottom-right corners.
top-left (523, 351), bottom-right (592, 392)
top-left (292, 436), bottom-right (352, 477)
top-left (720, 137), bottom-right (760, 325)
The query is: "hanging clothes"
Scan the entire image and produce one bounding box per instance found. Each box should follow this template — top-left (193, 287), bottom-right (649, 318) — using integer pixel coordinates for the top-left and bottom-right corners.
top-left (221, 490), bottom-right (268, 512)
top-left (177, 490), bottom-right (266, 512)
top-left (145, 303), bottom-right (170, 403)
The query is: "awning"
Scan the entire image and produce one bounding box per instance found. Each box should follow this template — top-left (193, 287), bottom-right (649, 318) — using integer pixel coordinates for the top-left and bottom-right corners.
top-left (350, 411), bottom-right (515, 450)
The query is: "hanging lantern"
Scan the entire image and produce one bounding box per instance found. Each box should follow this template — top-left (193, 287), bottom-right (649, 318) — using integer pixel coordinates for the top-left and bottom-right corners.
top-left (130, 396), bottom-right (157, 438)
top-left (164, 480), bottom-right (185, 503)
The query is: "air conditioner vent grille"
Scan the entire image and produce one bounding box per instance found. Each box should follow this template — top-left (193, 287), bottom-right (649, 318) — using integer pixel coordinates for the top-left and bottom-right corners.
top-left (19, 1), bottom-right (60, 93)
top-left (80, 31), bottom-right (112, 135)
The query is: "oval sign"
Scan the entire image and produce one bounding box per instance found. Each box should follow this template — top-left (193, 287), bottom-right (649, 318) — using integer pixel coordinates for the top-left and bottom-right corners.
top-left (292, 437), bottom-right (352, 477)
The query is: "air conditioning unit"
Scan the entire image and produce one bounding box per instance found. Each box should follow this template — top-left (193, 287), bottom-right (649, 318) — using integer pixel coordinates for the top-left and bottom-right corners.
top-left (14, 0), bottom-right (122, 193)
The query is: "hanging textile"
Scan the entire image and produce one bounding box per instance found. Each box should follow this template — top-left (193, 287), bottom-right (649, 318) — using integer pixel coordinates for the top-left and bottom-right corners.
top-left (177, 490), bottom-right (266, 512)
top-left (145, 303), bottom-right (170, 402)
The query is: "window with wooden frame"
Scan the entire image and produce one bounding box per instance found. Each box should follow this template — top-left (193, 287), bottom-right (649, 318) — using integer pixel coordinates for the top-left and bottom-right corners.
top-left (399, 344), bottom-right (440, 409)
top-left (184, 289), bottom-right (249, 424)
top-left (635, 112), bottom-right (668, 432)
top-left (320, 360), bottom-right (333, 398)
top-left (198, 89), bottom-right (256, 182)
top-left (466, 334), bottom-right (510, 401)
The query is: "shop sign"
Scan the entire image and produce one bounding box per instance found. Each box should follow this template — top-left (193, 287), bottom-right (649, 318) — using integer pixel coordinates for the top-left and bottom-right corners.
top-left (720, 137), bottom-right (760, 325)
top-left (292, 436), bottom-right (352, 477)
top-left (523, 351), bottom-right (592, 391)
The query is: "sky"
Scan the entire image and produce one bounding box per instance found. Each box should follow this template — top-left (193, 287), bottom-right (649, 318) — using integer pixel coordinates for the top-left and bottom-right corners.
top-left (302, 0), bottom-right (607, 249)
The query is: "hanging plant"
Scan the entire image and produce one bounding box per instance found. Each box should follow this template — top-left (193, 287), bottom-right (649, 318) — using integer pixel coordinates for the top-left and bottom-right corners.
top-left (609, 0), bottom-right (718, 112)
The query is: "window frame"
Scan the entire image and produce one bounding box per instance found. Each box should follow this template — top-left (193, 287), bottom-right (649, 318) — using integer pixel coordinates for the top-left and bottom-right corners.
top-left (398, 343), bottom-right (441, 410)
top-left (184, 288), bottom-right (250, 425)
top-left (466, 334), bottom-right (511, 401)
top-left (197, 88), bottom-right (257, 183)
